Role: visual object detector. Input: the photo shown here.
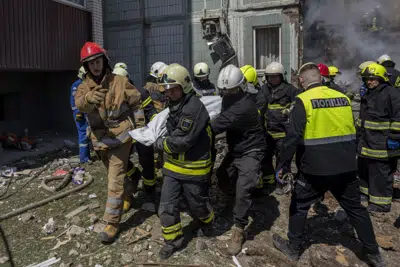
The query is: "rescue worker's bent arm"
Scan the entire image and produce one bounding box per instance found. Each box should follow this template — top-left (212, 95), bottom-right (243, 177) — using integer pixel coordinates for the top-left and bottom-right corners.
top-left (276, 100), bottom-right (306, 171)
top-left (210, 109), bottom-right (235, 135)
top-left (388, 87), bottom-right (400, 140)
top-left (164, 104), bottom-right (209, 154)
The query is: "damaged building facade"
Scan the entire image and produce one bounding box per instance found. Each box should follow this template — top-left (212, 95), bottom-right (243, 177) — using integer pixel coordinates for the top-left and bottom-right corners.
top-left (103, 0), bottom-right (303, 86)
top-left (0, 0), bottom-right (103, 135)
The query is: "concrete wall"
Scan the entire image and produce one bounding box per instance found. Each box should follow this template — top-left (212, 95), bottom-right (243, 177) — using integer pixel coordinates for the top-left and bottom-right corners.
top-left (0, 72), bottom-right (77, 135)
top-left (103, 0), bottom-right (301, 85)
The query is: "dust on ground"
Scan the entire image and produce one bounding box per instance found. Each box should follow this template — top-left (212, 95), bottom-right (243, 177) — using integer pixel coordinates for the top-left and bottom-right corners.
top-left (0, 148), bottom-right (399, 267)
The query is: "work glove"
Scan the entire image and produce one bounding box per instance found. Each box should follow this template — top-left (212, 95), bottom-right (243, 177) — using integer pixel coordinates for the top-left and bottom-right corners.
top-left (85, 87), bottom-right (108, 105)
top-left (75, 113), bottom-right (84, 121)
top-left (387, 138), bottom-right (400, 150)
top-left (155, 137), bottom-right (165, 151)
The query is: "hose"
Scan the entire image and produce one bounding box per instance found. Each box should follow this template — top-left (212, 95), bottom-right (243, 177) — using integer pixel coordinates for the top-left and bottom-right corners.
top-left (41, 173), bottom-right (71, 193)
top-left (0, 174), bottom-right (93, 222)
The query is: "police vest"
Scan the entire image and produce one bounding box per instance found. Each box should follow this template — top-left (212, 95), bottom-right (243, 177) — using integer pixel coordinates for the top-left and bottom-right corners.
top-left (297, 86), bottom-right (356, 145)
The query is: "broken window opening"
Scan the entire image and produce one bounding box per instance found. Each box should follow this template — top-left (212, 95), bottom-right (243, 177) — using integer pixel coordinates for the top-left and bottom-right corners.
top-left (253, 26), bottom-right (281, 70)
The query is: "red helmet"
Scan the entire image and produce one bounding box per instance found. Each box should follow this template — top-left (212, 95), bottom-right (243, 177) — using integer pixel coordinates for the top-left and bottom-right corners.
top-left (80, 42), bottom-right (107, 63)
top-left (317, 64), bottom-right (330, 77)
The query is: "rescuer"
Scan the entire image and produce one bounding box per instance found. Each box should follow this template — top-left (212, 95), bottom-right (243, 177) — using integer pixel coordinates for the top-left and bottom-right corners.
top-left (273, 62), bottom-right (384, 267)
top-left (154, 64), bottom-right (214, 259)
top-left (260, 62), bottom-right (298, 193)
top-left (213, 64), bottom-right (266, 255)
top-left (357, 63), bottom-right (400, 213)
top-left (75, 42), bottom-right (142, 243)
top-left (193, 62), bottom-right (217, 96)
top-left (377, 54), bottom-right (400, 88)
top-left (70, 66), bottom-right (91, 164)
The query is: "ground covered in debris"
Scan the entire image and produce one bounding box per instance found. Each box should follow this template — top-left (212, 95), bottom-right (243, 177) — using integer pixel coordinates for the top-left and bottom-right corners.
top-left (0, 148), bottom-right (399, 267)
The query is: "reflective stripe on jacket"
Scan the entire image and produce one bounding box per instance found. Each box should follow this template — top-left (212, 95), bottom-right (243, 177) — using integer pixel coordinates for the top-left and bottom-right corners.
top-left (357, 83), bottom-right (400, 159)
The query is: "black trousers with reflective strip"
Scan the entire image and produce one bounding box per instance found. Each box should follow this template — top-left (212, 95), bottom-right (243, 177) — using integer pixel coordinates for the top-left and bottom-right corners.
top-left (127, 142), bottom-right (156, 190)
top-left (158, 175), bottom-right (214, 244)
top-left (216, 151), bottom-right (263, 228)
top-left (262, 136), bottom-right (292, 184)
top-left (358, 157), bottom-right (396, 210)
top-left (288, 171), bottom-right (379, 254)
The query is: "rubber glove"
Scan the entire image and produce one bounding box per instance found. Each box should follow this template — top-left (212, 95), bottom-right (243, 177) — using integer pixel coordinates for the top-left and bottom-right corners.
top-left (387, 138), bottom-right (400, 150)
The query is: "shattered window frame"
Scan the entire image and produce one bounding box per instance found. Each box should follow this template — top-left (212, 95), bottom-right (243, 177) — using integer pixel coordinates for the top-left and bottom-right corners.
top-left (253, 25), bottom-right (282, 71)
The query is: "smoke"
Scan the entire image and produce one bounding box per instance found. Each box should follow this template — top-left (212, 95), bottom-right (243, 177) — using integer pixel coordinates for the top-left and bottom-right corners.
top-left (303, 0), bottom-right (400, 90)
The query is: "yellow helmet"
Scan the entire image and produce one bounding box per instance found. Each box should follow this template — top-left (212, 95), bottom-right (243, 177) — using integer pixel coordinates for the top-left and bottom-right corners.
top-left (359, 61), bottom-right (375, 72)
top-left (159, 63), bottom-right (193, 94)
top-left (362, 63), bottom-right (389, 82)
top-left (328, 66), bottom-right (341, 77)
top-left (240, 65), bottom-right (258, 85)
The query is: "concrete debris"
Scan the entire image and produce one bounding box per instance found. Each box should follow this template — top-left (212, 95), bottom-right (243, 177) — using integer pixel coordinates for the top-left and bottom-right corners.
top-left (133, 244), bottom-right (143, 254)
top-left (48, 251), bottom-right (57, 258)
top-left (51, 237), bottom-right (72, 250)
top-left (335, 251), bottom-right (349, 266)
top-left (216, 235), bottom-right (231, 241)
top-left (88, 213), bottom-right (99, 224)
top-left (142, 240), bottom-right (150, 250)
top-left (95, 264), bottom-right (103, 267)
top-left (145, 224), bottom-right (153, 232)
top-left (59, 263), bottom-right (73, 267)
top-left (104, 257), bottom-right (112, 266)
top-left (70, 216), bottom-right (81, 225)
top-left (42, 218), bottom-right (56, 234)
top-left (0, 256), bottom-right (9, 264)
top-left (26, 257), bottom-right (61, 267)
top-left (66, 225), bottom-right (86, 237)
top-left (65, 204), bottom-right (90, 219)
top-left (80, 243), bottom-right (88, 251)
top-left (196, 239), bottom-right (207, 251)
top-left (68, 249), bottom-right (79, 256)
top-left (21, 212), bottom-right (34, 222)
top-left (89, 193), bottom-right (97, 199)
top-left (147, 251), bottom-right (154, 257)
top-left (376, 235), bottom-right (394, 250)
top-left (232, 256), bottom-right (243, 267)
top-left (121, 253), bottom-right (134, 264)
top-left (89, 201), bottom-right (100, 210)
top-left (15, 169), bottom-right (33, 176)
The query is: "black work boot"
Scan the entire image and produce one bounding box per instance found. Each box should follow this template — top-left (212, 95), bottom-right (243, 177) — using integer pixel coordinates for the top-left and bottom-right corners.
top-left (365, 251), bottom-right (385, 267)
top-left (272, 234), bottom-right (301, 261)
top-left (159, 236), bottom-right (184, 260)
top-left (367, 204), bottom-right (390, 213)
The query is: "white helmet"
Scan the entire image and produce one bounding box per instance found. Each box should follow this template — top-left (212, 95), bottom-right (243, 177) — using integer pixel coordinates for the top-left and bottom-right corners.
top-left (113, 67), bottom-right (129, 77)
top-left (217, 65), bottom-right (247, 94)
top-left (150, 62), bottom-right (168, 78)
top-left (78, 66), bottom-right (86, 80)
top-left (114, 62), bottom-right (128, 70)
top-left (377, 54), bottom-right (394, 65)
top-left (194, 62), bottom-right (210, 78)
top-left (265, 62), bottom-right (285, 75)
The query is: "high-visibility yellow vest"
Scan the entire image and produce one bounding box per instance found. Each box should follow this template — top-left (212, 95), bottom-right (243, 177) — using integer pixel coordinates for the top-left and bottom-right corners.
top-left (297, 86), bottom-right (356, 145)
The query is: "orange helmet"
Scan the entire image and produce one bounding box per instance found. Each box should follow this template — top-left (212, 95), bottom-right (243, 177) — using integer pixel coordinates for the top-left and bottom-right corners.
top-left (80, 42), bottom-right (107, 63)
